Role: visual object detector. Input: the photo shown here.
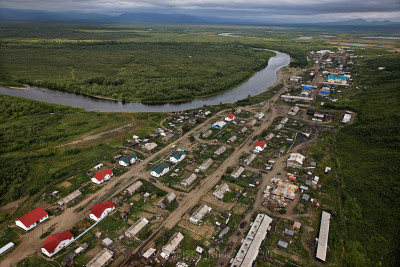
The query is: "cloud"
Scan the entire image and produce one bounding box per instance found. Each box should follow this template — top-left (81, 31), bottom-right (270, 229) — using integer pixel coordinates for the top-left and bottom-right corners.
top-left (1, 0), bottom-right (400, 22)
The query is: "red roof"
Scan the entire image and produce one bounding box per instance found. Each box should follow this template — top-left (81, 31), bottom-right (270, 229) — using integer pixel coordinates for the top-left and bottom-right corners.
top-left (226, 114), bottom-right (235, 119)
top-left (93, 169), bottom-right (113, 182)
top-left (255, 141), bottom-right (267, 148)
top-left (17, 208), bottom-right (48, 227)
top-left (42, 231), bottom-right (73, 254)
top-left (90, 201), bottom-right (115, 218)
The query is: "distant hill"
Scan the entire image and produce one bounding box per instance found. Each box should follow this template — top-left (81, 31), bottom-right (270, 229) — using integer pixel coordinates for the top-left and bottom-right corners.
top-left (0, 8), bottom-right (399, 28)
top-left (319, 18), bottom-right (398, 25)
top-left (110, 12), bottom-right (206, 24)
top-left (0, 8), bottom-right (109, 22)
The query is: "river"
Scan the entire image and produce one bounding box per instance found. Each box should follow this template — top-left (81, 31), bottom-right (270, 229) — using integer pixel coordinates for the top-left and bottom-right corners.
top-left (0, 50), bottom-right (290, 112)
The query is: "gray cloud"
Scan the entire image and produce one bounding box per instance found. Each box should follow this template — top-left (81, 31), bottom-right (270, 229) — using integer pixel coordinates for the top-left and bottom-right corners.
top-left (1, 0), bottom-right (400, 22)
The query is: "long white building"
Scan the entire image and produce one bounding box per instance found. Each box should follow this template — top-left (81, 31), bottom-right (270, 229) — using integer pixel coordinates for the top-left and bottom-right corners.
top-left (231, 214), bottom-right (273, 267)
top-left (316, 211), bottom-right (331, 262)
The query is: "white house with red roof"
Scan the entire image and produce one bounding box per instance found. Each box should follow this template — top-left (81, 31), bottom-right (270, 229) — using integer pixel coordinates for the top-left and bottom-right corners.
top-left (91, 169), bottom-right (113, 184)
top-left (41, 231), bottom-right (74, 257)
top-left (254, 141), bottom-right (267, 152)
top-left (225, 114), bottom-right (235, 122)
top-left (90, 201), bottom-right (115, 221)
top-left (15, 208), bottom-right (49, 231)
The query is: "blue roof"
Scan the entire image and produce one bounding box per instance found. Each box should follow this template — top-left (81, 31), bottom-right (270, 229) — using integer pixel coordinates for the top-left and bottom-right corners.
top-left (328, 75), bottom-right (346, 81)
top-left (302, 86), bottom-right (312, 91)
top-left (320, 90), bottom-right (330, 94)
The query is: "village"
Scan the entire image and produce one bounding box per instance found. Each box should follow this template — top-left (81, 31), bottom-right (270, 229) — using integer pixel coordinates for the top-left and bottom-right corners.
top-left (1, 45), bottom-right (356, 267)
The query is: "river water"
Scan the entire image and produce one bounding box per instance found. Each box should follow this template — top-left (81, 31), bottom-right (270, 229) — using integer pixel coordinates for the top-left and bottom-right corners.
top-left (0, 50), bottom-right (290, 112)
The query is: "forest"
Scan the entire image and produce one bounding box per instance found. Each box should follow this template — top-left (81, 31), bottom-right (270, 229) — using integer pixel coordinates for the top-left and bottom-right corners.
top-left (335, 50), bottom-right (400, 266)
top-left (0, 22), bottom-right (326, 103)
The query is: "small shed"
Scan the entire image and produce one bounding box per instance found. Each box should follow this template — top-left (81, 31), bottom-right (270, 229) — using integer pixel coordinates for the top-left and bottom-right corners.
top-left (102, 238), bottom-right (113, 247)
top-left (284, 229), bottom-right (295, 237)
top-left (278, 240), bottom-right (289, 249)
top-left (302, 194), bottom-right (310, 201)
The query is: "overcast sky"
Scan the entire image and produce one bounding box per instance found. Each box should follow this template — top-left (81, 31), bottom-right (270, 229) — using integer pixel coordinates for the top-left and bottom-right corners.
top-left (1, 0), bottom-right (400, 22)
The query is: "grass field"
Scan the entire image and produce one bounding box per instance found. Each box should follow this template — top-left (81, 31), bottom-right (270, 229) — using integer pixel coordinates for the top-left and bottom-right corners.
top-left (0, 95), bottom-right (164, 221)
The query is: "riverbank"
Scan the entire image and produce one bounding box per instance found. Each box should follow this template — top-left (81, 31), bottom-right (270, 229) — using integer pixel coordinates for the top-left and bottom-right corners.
top-left (0, 51), bottom-right (290, 112)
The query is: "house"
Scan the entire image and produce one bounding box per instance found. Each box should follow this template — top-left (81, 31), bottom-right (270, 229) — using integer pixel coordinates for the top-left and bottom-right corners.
top-left (91, 169), bottom-right (113, 184)
top-left (231, 166), bottom-right (245, 179)
top-left (170, 151), bottom-right (186, 163)
top-left (278, 240), bottom-right (289, 249)
top-left (227, 135), bottom-right (237, 143)
top-left (284, 229), bottom-right (294, 237)
top-left (144, 142), bottom-right (158, 151)
top-left (231, 214), bottom-right (273, 267)
top-left (119, 154), bottom-right (137, 166)
top-left (213, 183), bottom-right (229, 200)
top-left (94, 163), bottom-right (103, 170)
top-left (41, 231), bottom-right (74, 257)
top-left (293, 221), bottom-right (302, 231)
top-left (125, 218), bottom-right (149, 238)
top-left (181, 173), bottom-right (197, 188)
top-left (214, 146), bottom-right (227, 156)
top-left (212, 121), bottom-right (226, 129)
top-left (244, 153), bottom-right (257, 166)
top-left (265, 132), bottom-right (275, 141)
top-left (287, 153), bottom-right (305, 168)
top-left (254, 141), bottom-right (267, 152)
top-left (202, 129), bottom-right (213, 138)
top-left (157, 192), bottom-right (176, 209)
top-left (141, 247), bottom-right (156, 263)
top-left (90, 201), bottom-right (115, 222)
top-left (319, 89), bottom-right (330, 97)
top-left (124, 181), bottom-right (143, 195)
top-left (199, 158), bottom-right (213, 172)
top-left (57, 190), bottom-right (82, 206)
top-left (87, 248), bottom-right (114, 267)
top-left (313, 112), bottom-right (325, 122)
top-left (342, 113), bottom-right (352, 123)
top-left (281, 95), bottom-right (313, 103)
top-left (163, 133), bottom-right (175, 142)
top-left (0, 242), bottom-right (14, 256)
top-left (160, 232), bottom-right (184, 260)
top-left (219, 226), bottom-right (230, 239)
top-left (151, 163), bottom-right (170, 178)
top-left (272, 182), bottom-right (299, 200)
top-left (302, 194), bottom-right (310, 201)
top-left (239, 127), bottom-right (247, 134)
top-left (280, 117), bottom-right (289, 125)
top-left (204, 111), bottom-right (211, 116)
top-left (177, 262), bottom-right (189, 267)
top-left (302, 85), bottom-right (313, 92)
top-left (235, 108), bottom-right (242, 114)
top-left (225, 114), bottom-right (235, 121)
top-left (102, 238), bottom-right (113, 247)
top-left (288, 106), bottom-right (300, 116)
top-left (190, 204), bottom-right (212, 225)
top-left (316, 211), bottom-right (331, 262)
top-left (254, 112), bottom-right (265, 120)
top-left (15, 208), bottom-right (49, 231)
top-left (290, 76), bottom-right (302, 82)
top-left (327, 75), bottom-right (347, 85)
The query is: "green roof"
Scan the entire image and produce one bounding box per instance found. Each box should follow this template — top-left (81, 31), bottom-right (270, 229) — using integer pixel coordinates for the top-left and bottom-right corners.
top-left (170, 150), bottom-right (186, 160)
top-left (121, 154), bottom-right (137, 164)
top-left (152, 163), bottom-right (169, 174)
